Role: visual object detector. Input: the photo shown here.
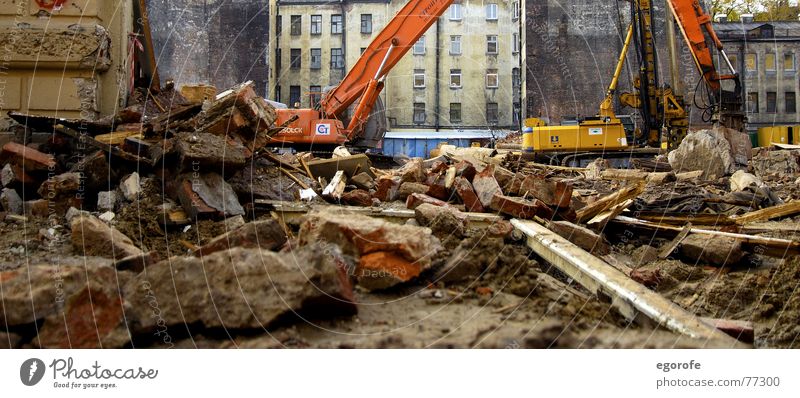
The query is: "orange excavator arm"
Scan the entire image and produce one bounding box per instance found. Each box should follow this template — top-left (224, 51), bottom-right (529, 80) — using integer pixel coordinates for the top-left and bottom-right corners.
top-left (666, 0), bottom-right (739, 92)
top-left (320, 0), bottom-right (454, 137)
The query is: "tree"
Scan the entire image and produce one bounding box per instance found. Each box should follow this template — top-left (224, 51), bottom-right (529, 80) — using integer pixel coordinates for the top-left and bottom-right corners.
top-left (755, 0), bottom-right (800, 21)
top-left (708, 0), bottom-right (758, 21)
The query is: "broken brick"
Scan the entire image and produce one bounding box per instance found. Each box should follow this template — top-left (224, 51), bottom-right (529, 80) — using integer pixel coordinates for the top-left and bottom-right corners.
top-left (373, 175), bottom-right (401, 202)
top-left (398, 182), bottom-right (429, 200)
top-left (0, 142), bottom-right (57, 173)
top-left (454, 160), bottom-right (477, 182)
top-left (520, 175), bottom-right (573, 208)
top-left (406, 193), bottom-right (449, 210)
top-left (341, 189), bottom-right (373, 207)
top-left (489, 194), bottom-right (554, 220)
top-left (71, 215), bottom-right (144, 260)
top-left (38, 172), bottom-right (81, 199)
top-left (472, 164), bottom-right (502, 208)
top-left (454, 177), bottom-right (484, 213)
top-left (414, 203), bottom-right (468, 237)
top-left (195, 220), bottom-right (287, 257)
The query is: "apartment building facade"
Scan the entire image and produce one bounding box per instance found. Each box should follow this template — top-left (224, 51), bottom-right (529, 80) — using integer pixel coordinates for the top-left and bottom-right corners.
top-left (270, 0), bottom-right (522, 132)
top-left (712, 21), bottom-right (800, 130)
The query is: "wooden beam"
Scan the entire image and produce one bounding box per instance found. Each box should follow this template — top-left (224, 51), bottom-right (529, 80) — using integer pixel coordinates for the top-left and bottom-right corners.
top-left (575, 182), bottom-right (645, 223)
top-left (510, 219), bottom-right (743, 345)
top-left (658, 223), bottom-right (692, 259)
top-left (732, 200), bottom-right (800, 225)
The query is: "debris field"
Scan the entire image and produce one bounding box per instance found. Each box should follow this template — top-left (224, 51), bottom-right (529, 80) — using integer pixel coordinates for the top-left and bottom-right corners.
top-left (1, 82), bottom-right (799, 349)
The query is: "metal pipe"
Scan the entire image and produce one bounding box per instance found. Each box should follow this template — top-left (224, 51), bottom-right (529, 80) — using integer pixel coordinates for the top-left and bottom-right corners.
top-left (435, 17), bottom-right (441, 132)
top-left (374, 44), bottom-right (395, 80)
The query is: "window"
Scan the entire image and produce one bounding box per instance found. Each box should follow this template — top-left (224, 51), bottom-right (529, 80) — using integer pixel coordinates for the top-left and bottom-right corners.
top-left (290, 48), bottom-right (301, 69)
top-left (276, 15), bottom-right (282, 36)
top-left (512, 2), bottom-right (520, 20)
top-left (289, 85), bottom-right (301, 107)
top-left (450, 103), bottom-right (462, 123)
top-left (290, 15), bottom-right (301, 35)
top-left (765, 52), bottom-right (776, 73)
top-left (413, 69), bottom-right (426, 88)
top-left (310, 15), bottom-right (322, 35)
top-left (331, 14), bottom-right (343, 34)
top-left (360, 47), bottom-right (367, 54)
top-left (512, 33), bottom-right (519, 53)
top-left (727, 54), bottom-right (738, 73)
top-left (745, 53), bottom-right (757, 73)
top-left (413, 103), bottom-right (426, 124)
top-left (486, 69), bottom-right (499, 88)
top-left (450, 69), bottom-right (462, 88)
top-left (486, 103), bottom-right (499, 124)
top-left (310, 85), bottom-right (321, 108)
top-left (784, 53), bottom-right (796, 71)
top-left (331, 48), bottom-right (344, 69)
top-left (512, 67), bottom-right (521, 88)
top-left (513, 102), bottom-right (521, 125)
top-left (275, 49), bottom-right (281, 75)
top-left (486, 3), bottom-right (498, 20)
top-left (275, 85), bottom-right (281, 103)
top-left (787, 91), bottom-right (796, 113)
top-left (747, 92), bottom-right (759, 113)
top-left (361, 14), bottom-right (372, 34)
top-left (449, 3), bottom-right (463, 20)
top-left (310, 48), bottom-right (321, 69)
top-left (767, 91), bottom-right (777, 113)
top-left (413, 36), bottom-right (425, 55)
top-left (450, 35), bottom-right (461, 55)
top-left (487, 35), bottom-right (498, 54)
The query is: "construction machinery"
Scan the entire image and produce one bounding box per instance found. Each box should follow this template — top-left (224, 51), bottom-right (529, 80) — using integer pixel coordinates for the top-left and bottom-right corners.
top-left (524, 0), bottom-right (744, 163)
top-left (269, 0), bottom-right (454, 151)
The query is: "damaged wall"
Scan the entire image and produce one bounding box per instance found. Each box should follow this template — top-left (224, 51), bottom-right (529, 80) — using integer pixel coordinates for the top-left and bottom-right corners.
top-left (146, 0), bottom-right (269, 96)
top-left (524, 0), bottom-right (687, 125)
top-left (0, 0), bottom-right (132, 127)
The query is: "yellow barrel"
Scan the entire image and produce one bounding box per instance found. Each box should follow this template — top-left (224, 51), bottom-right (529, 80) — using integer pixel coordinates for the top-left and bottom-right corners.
top-left (793, 125), bottom-right (800, 145)
top-left (758, 126), bottom-right (775, 147)
top-left (522, 126), bottom-right (534, 152)
top-left (774, 126), bottom-right (790, 145)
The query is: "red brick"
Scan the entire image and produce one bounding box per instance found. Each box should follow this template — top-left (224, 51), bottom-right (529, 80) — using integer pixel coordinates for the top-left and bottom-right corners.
top-left (0, 142), bottom-right (56, 172)
top-left (177, 180), bottom-right (218, 218)
top-left (406, 193), bottom-right (449, 210)
top-left (520, 175), bottom-right (573, 208)
top-left (341, 189), bottom-right (373, 207)
top-left (426, 176), bottom-right (450, 200)
top-left (373, 176), bottom-right (401, 202)
top-left (489, 194), bottom-right (554, 220)
top-left (358, 251), bottom-right (422, 291)
top-left (195, 220), bottom-right (287, 257)
top-left (454, 177), bottom-right (484, 213)
top-left (454, 160), bottom-right (477, 182)
top-left (472, 164), bottom-right (501, 208)
top-left (487, 220), bottom-right (514, 238)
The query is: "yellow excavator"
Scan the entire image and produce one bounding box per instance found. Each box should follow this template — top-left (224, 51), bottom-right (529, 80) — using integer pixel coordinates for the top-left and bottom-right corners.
top-left (523, 0), bottom-right (743, 166)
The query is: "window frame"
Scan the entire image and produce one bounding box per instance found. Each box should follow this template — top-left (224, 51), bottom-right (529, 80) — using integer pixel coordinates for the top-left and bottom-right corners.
top-left (512, 2), bottom-right (520, 20)
top-left (450, 35), bottom-right (462, 55)
top-left (765, 52), bottom-right (777, 74)
top-left (787, 91), bottom-right (797, 113)
top-left (413, 70), bottom-right (426, 88)
top-left (413, 103), bottom-right (426, 124)
top-left (310, 85), bottom-right (322, 108)
top-left (450, 103), bottom-right (462, 123)
top-left (512, 32), bottom-right (519, 54)
top-left (486, 69), bottom-right (499, 88)
top-left (310, 48), bottom-right (322, 70)
top-left (784, 52), bottom-right (796, 72)
top-left (331, 14), bottom-right (343, 34)
top-left (486, 3), bottom-right (498, 21)
top-left (486, 102), bottom-right (499, 124)
top-left (310, 15), bottom-right (322, 35)
top-left (413, 36), bottom-right (426, 55)
top-left (450, 69), bottom-right (462, 89)
top-left (290, 15), bottom-right (301, 36)
top-left (487, 35), bottom-right (498, 55)
top-left (330, 48), bottom-right (344, 69)
top-left (745, 53), bottom-right (757, 74)
top-left (290, 48), bottom-right (301, 69)
top-left (361, 14), bottom-right (372, 34)
top-left (747, 92), bottom-right (759, 113)
top-left (449, 3), bottom-right (463, 21)
top-left (767, 91), bottom-right (777, 113)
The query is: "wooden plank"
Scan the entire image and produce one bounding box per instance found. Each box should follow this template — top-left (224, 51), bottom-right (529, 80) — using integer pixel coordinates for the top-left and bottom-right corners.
top-left (94, 131), bottom-right (143, 146)
top-left (510, 219), bottom-right (743, 345)
top-left (575, 182), bottom-right (645, 223)
top-left (658, 223), bottom-right (692, 259)
top-left (252, 200), bottom-right (504, 227)
top-left (637, 212), bottom-right (735, 226)
top-left (731, 200), bottom-right (800, 225)
top-left (586, 198), bottom-right (634, 230)
top-left (322, 170), bottom-right (347, 201)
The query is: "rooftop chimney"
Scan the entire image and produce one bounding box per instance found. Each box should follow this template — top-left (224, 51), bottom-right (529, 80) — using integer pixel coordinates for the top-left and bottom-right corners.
top-left (714, 13), bottom-right (728, 23)
top-left (741, 13), bottom-right (754, 23)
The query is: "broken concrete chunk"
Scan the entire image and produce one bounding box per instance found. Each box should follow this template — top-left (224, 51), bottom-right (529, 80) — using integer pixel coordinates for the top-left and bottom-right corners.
top-left (472, 164), bottom-right (502, 208)
top-left (351, 172), bottom-right (375, 190)
top-left (396, 158), bottom-right (425, 183)
top-left (398, 182), bottom-right (430, 200)
top-left (373, 175), bottom-right (401, 202)
top-left (195, 219), bottom-right (287, 257)
top-left (71, 215), bottom-right (144, 260)
top-left (176, 173), bottom-right (244, 218)
top-left (119, 172), bottom-right (141, 202)
top-left (23, 199), bottom-right (51, 218)
top-left (38, 172), bottom-right (81, 199)
top-left (414, 203), bottom-right (468, 237)
top-left (174, 132), bottom-right (248, 174)
top-left (406, 193), bottom-right (450, 210)
top-left (0, 188), bottom-right (22, 214)
top-left (124, 246), bottom-right (355, 334)
top-left (299, 210), bottom-right (442, 291)
top-left (97, 191), bottom-right (118, 212)
top-left (730, 170), bottom-right (762, 192)
top-left (65, 206), bottom-right (91, 223)
top-left (70, 151), bottom-right (113, 192)
top-left (490, 194), bottom-right (554, 220)
top-left (679, 234), bottom-right (745, 267)
top-left (668, 129), bottom-right (735, 179)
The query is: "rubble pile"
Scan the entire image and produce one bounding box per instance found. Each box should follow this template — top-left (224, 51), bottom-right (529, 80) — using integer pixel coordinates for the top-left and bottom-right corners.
top-left (0, 83), bottom-right (799, 348)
